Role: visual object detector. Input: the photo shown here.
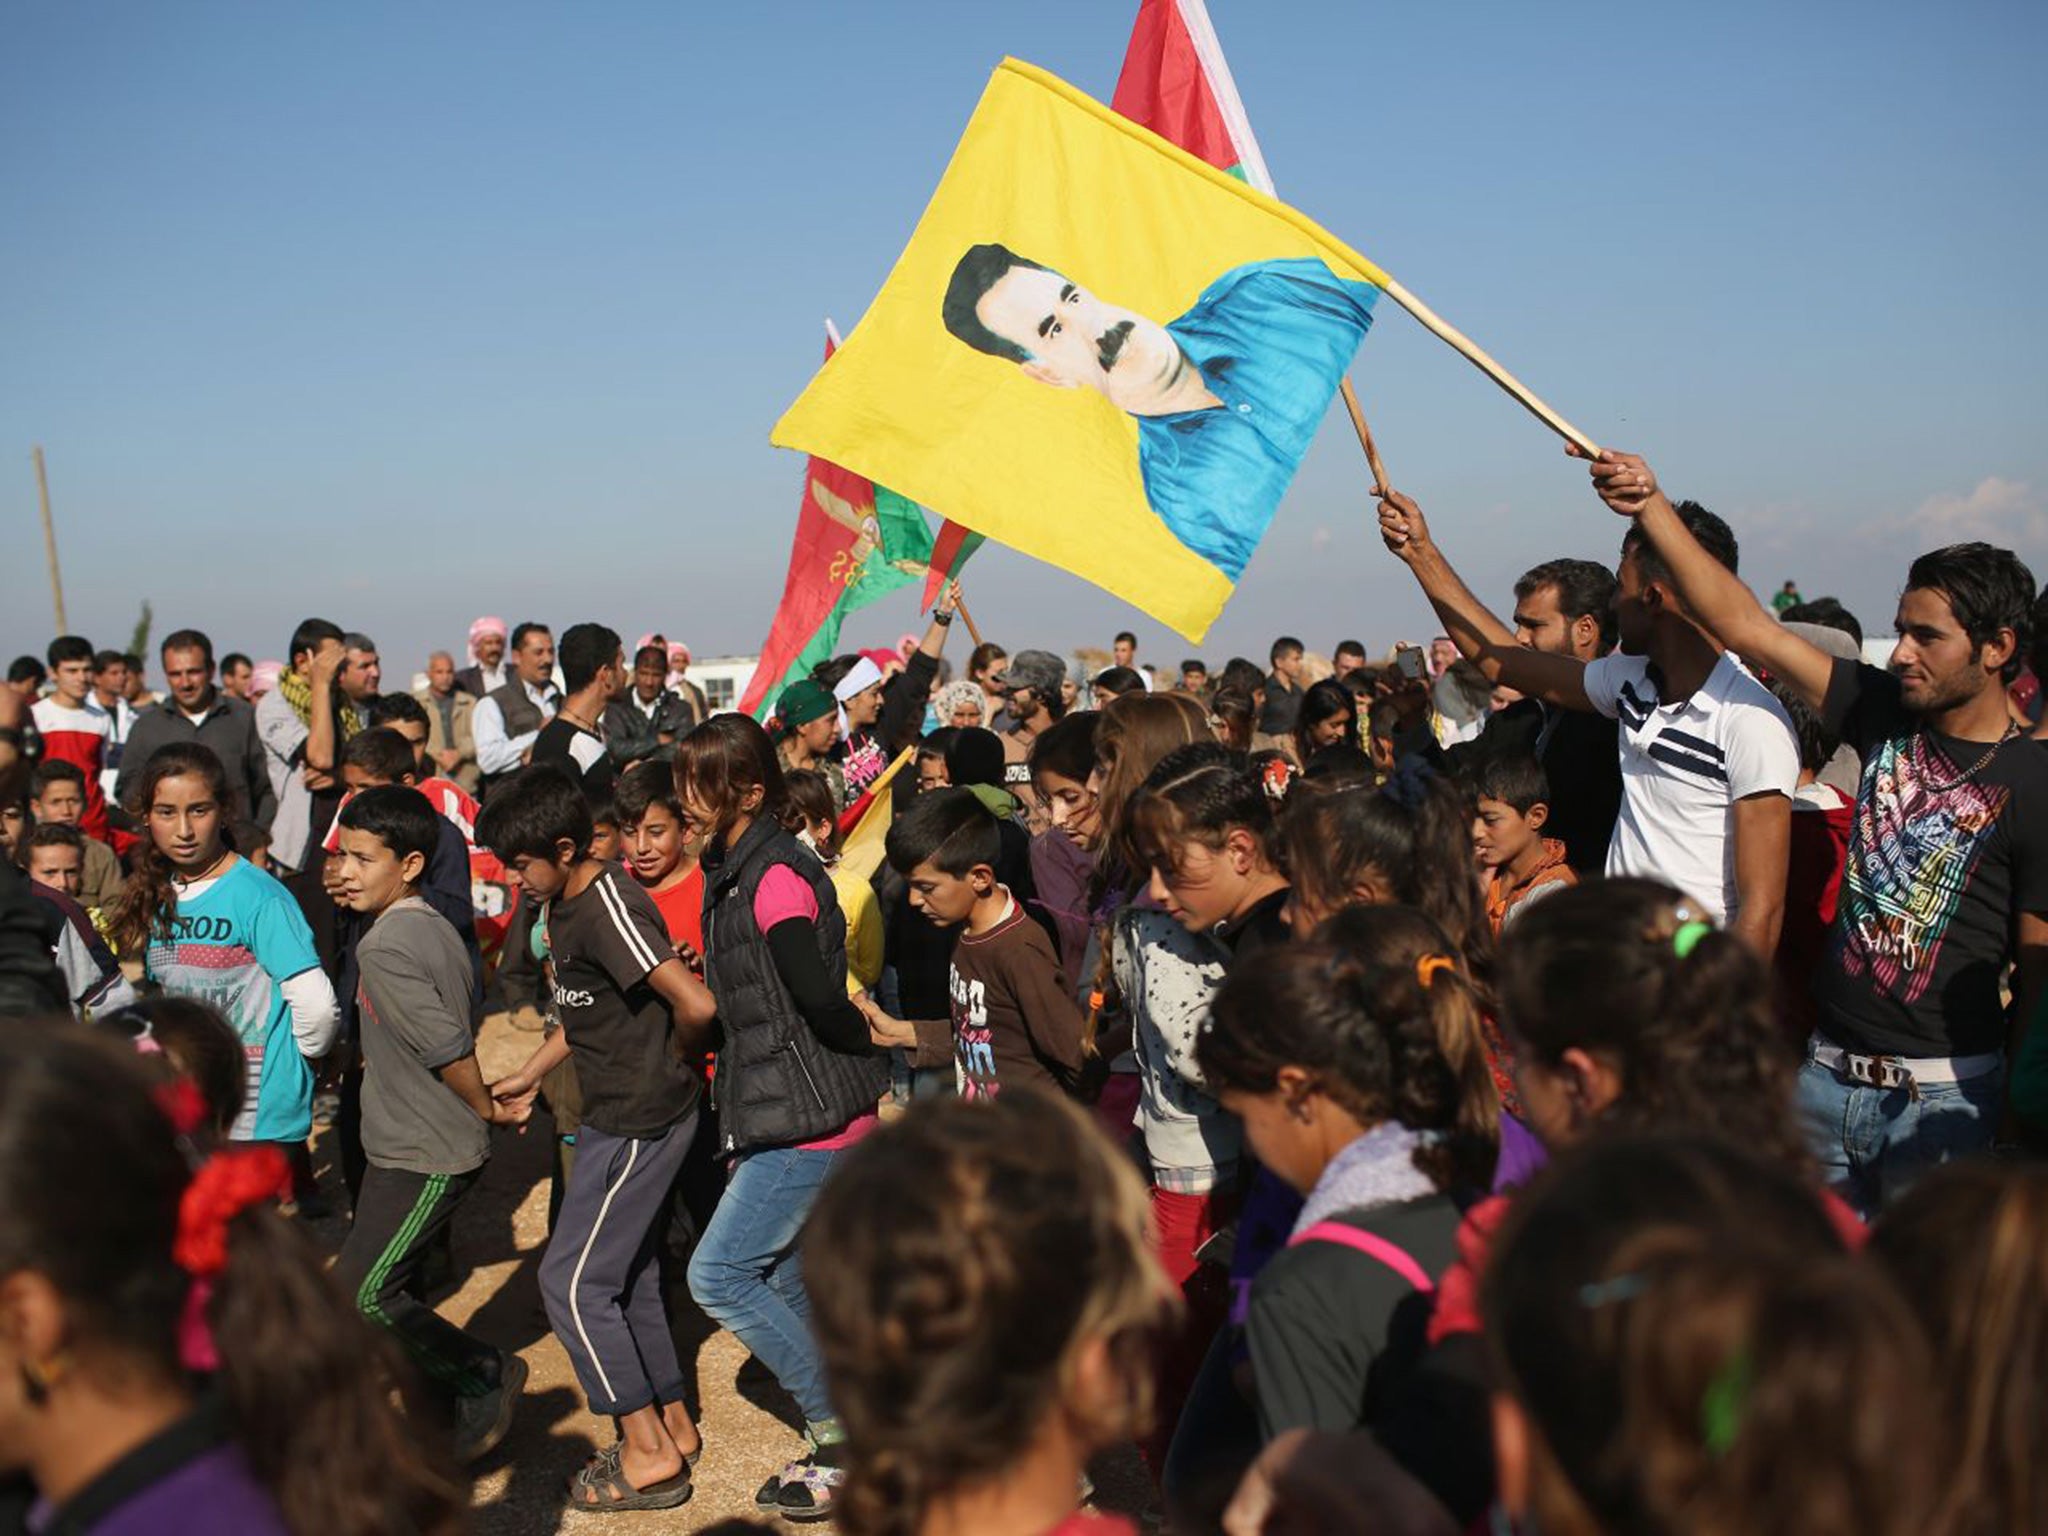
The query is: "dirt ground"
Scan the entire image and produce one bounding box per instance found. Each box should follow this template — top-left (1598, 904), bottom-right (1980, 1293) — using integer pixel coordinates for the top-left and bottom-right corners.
top-left (305, 1008), bottom-right (1152, 1533)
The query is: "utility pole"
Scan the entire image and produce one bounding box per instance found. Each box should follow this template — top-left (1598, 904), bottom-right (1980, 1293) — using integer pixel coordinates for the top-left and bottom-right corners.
top-left (32, 445), bottom-right (66, 632)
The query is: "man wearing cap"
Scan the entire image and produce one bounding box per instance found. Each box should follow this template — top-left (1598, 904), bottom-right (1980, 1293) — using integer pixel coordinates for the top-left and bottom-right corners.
top-left (454, 617), bottom-right (510, 699)
top-left (1000, 649), bottom-right (1071, 825)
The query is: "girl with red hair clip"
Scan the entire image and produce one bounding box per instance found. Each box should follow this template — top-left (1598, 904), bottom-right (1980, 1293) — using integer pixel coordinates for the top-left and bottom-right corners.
top-left (0, 1021), bottom-right (464, 1536)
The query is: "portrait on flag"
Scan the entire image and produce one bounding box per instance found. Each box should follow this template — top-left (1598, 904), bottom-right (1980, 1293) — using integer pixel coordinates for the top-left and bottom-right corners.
top-left (773, 60), bottom-right (1392, 641)
top-left (939, 244), bottom-right (1375, 579)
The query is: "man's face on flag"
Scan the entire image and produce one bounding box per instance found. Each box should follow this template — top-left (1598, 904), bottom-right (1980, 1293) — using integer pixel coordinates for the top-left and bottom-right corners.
top-left (974, 263), bottom-right (1193, 416)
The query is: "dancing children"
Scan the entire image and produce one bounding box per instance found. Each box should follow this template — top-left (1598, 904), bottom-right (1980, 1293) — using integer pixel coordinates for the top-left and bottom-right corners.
top-left (477, 765), bottom-right (717, 1512)
top-left (328, 785), bottom-right (525, 1463)
top-left (862, 786), bottom-right (1086, 1099)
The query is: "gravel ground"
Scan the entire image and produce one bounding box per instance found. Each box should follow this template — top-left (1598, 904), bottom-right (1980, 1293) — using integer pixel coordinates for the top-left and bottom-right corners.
top-left (305, 1008), bottom-right (1152, 1533)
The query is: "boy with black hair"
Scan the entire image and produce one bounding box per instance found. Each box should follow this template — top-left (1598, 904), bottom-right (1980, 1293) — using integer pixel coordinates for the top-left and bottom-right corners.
top-left (615, 760), bottom-right (704, 959)
top-left (90, 649), bottom-right (138, 801)
top-left (1470, 753), bottom-right (1575, 932)
top-left (323, 728), bottom-right (476, 942)
top-left (22, 822), bottom-right (85, 899)
top-left (479, 765), bottom-right (717, 1505)
top-left (860, 786), bottom-right (1084, 1099)
top-left (329, 784), bottom-right (526, 1462)
top-left (28, 760), bottom-right (123, 911)
top-left (534, 622), bottom-right (623, 797)
top-left (11, 809), bottom-right (135, 1020)
top-left (320, 726), bottom-right (485, 1200)
top-left (5, 656), bottom-right (45, 700)
top-left (1260, 635), bottom-right (1307, 737)
top-left (32, 635), bottom-right (119, 849)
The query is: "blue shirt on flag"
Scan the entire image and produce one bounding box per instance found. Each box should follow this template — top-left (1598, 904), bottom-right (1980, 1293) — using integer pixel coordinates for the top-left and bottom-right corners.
top-left (1138, 258), bottom-right (1378, 579)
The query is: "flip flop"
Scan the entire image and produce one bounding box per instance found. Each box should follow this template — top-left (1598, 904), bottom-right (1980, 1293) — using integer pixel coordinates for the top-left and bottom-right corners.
top-left (564, 1449), bottom-right (692, 1514)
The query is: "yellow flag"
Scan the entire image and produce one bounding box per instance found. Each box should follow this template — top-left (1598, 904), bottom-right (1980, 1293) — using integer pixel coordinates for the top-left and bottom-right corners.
top-left (836, 745), bottom-right (917, 885)
top-left (772, 59), bottom-right (1389, 641)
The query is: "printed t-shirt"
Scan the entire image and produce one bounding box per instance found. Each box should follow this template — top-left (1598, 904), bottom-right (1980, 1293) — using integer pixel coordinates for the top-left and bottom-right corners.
top-left (1580, 651), bottom-right (1798, 924)
top-left (143, 858), bottom-right (322, 1142)
top-left (1816, 660), bottom-right (2048, 1056)
top-left (546, 866), bottom-right (697, 1138)
top-left (755, 864), bottom-right (876, 1151)
top-left (356, 897), bottom-right (488, 1175)
top-left (949, 892), bottom-right (1086, 1099)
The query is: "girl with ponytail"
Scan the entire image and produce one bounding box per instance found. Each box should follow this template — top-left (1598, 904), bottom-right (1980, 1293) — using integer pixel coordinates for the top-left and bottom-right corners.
top-left (1416, 876), bottom-right (1836, 1524)
top-left (0, 1021), bottom-right (464, 1535)
top-left (803, 1092), bottom-right (1176, 1536)
top-left (110, 745), bottom-right (338, 1152)
top-left (1195, 942), bottom-right (1496, 1445)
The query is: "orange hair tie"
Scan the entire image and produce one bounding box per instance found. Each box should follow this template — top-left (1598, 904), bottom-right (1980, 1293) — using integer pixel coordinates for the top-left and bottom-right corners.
top-left (1415, 955), bottom-right (1456, 988)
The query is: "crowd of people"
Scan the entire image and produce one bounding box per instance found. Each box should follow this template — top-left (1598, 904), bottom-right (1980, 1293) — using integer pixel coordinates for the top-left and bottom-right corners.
top-left (2, 444), bottom-right (2046, 1536)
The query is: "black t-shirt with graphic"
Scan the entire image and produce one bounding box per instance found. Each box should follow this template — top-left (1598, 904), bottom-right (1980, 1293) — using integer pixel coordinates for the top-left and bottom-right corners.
top-left (1816, 660), bottom-right (2048, 1057)
top-left (546, 867), bottom-right (696, 1138)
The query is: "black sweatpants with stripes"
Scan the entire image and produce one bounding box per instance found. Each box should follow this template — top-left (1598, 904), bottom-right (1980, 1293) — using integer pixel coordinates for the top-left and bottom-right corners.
top-left (333, 1164), bottom-right (501, 1400)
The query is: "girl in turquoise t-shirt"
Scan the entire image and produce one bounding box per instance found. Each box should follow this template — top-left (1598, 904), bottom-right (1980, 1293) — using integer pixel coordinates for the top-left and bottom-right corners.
top-left (111, 743), bottom-right (339, 1143)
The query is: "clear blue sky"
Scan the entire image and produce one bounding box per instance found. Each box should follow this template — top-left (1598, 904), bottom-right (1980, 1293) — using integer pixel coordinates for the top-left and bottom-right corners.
top-left (5, 1), bottom-right (2044, 679)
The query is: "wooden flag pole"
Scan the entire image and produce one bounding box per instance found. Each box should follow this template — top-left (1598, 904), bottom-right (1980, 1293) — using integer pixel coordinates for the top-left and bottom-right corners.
top-left (1338, 378), bottom-right (1390, 497)
top-left (951, 589), bottom-right (986, 648)
top-left (1377, 278), bottom-right (1602, 458)
top-left (31, 446), bottom-right (67, 633)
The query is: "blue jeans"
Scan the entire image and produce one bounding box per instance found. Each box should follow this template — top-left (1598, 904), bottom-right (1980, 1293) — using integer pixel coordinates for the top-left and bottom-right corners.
top-left (686, 1142), bottom-right (842, 1428)
top-left (1796, 1045), bottom-right (2001, 1219)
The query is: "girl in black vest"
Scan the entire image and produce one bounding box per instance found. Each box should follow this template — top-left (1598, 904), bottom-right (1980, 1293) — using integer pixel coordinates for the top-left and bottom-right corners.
top-left (675, 715), bottom-right (887, 1524)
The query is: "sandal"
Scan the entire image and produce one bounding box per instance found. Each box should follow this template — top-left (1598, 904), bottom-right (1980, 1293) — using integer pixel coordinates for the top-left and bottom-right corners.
top-left (564, 1446), bottom-right (692, 1514)
top-left (756, 1457), bottom-right (800, 1509)
top-left (777, 1443), bottom-right (849, 1523)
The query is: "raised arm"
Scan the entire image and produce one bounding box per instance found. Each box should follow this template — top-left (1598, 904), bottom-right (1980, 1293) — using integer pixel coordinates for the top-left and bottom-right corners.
top-left (1577, 448), bottom-right (1833, 711)
top-left (1377, 491), bottom-right (1592, 712)
top-left (304, 640), bottom-right (344, 781)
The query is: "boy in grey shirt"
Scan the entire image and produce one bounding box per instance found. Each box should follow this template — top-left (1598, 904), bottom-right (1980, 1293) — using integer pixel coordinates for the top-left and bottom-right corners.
top-left (330, 785), bottom-right (526, 1462)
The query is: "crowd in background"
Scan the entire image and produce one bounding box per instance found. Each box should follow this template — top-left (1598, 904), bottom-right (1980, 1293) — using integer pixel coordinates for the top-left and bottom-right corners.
top-left (2, 444), bottom-right (2047, 1536)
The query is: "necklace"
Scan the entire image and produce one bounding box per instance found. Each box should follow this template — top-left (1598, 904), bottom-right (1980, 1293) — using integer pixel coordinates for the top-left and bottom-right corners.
top-left (1921, 722), bottom-right (2018, 792)
top-left (173, 850), bottom-right (232, 888)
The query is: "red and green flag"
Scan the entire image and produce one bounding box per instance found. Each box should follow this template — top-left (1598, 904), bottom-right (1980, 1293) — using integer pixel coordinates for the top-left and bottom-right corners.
top-left (739, 324), bottom-right (936, 719)
top-left (920, 518), bottom-right (985, 610)
top-left (1112, 0), bottom-right (1276, 196)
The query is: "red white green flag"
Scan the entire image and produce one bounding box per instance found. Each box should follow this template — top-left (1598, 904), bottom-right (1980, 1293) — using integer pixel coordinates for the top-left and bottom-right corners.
top-left (739, 323), bottom-right (935, 719)
top-left (1112, 0), bottom-right (1276, 195)
top-left (920, 519), bottom-right (985, 610)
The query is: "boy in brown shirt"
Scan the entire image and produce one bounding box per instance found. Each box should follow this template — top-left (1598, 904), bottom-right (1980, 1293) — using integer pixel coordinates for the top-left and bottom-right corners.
top-left (860, 786), bottom-right (1085, 1098)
